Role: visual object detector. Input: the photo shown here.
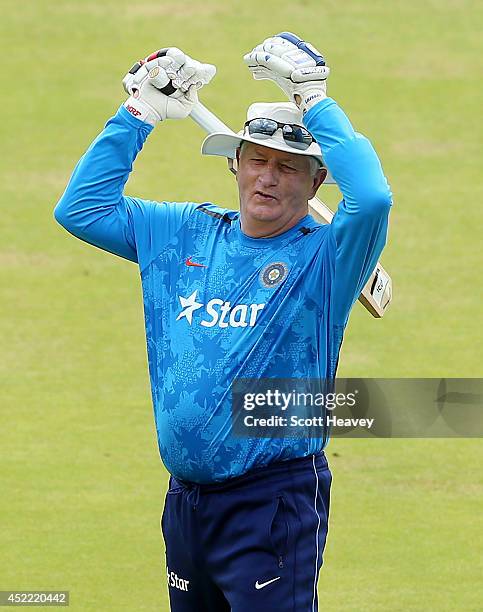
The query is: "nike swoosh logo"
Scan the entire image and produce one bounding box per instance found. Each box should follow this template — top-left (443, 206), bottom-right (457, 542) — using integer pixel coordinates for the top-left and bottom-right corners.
top-left (255, 577), bottom-right (281, 590)
top-left (185, 257), bottom-right (206, 268)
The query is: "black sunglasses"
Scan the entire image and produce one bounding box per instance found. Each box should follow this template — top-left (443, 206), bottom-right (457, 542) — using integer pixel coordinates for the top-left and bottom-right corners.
top-left (244, 118), bottom-right (315, 151)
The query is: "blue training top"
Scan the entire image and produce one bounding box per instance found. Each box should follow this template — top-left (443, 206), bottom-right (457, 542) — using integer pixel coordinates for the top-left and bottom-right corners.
top-left (54, 97), bottom-right (392, 483)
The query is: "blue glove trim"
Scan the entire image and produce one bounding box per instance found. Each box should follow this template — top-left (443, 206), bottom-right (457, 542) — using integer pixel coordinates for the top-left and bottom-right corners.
top-left (276, 32), bottom-right (326, 66)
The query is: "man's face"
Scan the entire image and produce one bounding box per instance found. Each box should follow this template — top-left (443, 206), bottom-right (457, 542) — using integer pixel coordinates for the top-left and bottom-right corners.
top-left (236, 142), bottom-right (325, 231)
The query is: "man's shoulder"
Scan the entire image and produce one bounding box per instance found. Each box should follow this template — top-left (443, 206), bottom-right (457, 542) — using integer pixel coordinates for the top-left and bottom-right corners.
top-left (164, 201), bottom-right (238, 235)
top-left (125, 198), bottom-right (237, 223)
top-left (191, 202), bottom-right (238, 225)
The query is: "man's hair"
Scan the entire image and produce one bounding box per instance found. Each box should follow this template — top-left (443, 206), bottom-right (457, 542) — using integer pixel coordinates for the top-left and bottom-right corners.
top-left (307, 156), bottom-right (323, 177)
top-left (238, 141), bottom-right (323, 177)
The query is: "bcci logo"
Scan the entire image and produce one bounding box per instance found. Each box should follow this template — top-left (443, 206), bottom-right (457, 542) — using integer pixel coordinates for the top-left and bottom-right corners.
top-left (260, 262), bottom-right (289, 289)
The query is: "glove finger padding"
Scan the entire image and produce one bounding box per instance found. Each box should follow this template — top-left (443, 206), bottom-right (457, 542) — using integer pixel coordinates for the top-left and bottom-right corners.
top-left (243, 51), bottom-right (294, 78)
top-left (173, 59), bottom-right (216, 92)
top-left (193, 62), bottom-right (216, 87)
top-left (244, 52), bottom-right (330, 83)
top-left (244, 32), bottom-right (329, 113)
top-left (290, 65), bottom-right (330, 83)
top-left (164, 47), bottom-right (187, 71)
top-left (145, 64), bottom-right (171, 90)
top-left (123, 46), bottom-right (215, 125)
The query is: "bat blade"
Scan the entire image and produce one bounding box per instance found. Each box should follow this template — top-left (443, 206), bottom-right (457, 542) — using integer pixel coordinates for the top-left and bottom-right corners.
top-left (307, 196), bottom-right (392, 318)
top-left (189, 102), bottom-right (392, 318)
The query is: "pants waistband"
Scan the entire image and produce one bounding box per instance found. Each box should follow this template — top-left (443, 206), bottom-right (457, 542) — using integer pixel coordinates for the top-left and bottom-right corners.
top-left (172, 451), bottom-right (328, 494)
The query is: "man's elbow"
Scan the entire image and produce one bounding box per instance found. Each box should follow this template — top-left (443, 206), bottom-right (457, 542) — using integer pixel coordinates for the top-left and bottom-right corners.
top-left (53, 193), bottom-right (75, 231)
top-left (371, 184), bottom-right (392, 213)
top-left (53, 192), bottom-right (84, 235)
top-left (358, 182), bottom-right (393, 218)
top-left (53, 198), bottom-right (67, 228)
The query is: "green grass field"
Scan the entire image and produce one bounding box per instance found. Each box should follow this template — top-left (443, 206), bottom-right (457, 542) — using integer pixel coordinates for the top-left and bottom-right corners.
top-left (1, 1), bottom-right (482, 610)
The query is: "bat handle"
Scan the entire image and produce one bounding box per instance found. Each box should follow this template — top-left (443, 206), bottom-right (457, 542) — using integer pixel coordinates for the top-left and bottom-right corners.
top-left (190, 102), bottom-right (234, 136)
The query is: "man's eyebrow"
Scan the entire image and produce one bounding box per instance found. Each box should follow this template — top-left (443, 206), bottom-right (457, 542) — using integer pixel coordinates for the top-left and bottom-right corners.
top-left (249, 147), bottom-right (268, 157)
top-left (278, 158), bottom-right (300, 166)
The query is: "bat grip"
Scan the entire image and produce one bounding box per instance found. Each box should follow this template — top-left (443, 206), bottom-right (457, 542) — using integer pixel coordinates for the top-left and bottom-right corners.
top-left (190, 103), bottom-right (233, 135)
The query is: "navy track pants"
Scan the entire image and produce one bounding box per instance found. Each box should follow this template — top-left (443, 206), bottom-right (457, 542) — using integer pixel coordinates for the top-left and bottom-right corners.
top-left (161, 452), bottom-right (332, 611)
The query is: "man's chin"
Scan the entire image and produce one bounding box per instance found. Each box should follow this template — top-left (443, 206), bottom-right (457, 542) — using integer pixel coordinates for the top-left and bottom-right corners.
top-left (246, 201), bottom-right (282, 222)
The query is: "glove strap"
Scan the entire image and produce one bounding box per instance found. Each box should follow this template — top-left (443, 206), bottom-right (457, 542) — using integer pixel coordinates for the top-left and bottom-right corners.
top-left (299, 90), bottom-right (327, 114)
top-left (123, 96), bottom-right (161, 126)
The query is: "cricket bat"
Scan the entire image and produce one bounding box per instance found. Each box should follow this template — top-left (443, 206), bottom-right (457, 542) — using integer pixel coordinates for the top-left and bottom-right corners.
top-left (189, 102), bottom-right (392, 318)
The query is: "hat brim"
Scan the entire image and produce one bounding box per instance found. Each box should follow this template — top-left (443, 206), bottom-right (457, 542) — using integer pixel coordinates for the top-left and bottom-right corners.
top-left (201, 131), bottom-right (334, 184)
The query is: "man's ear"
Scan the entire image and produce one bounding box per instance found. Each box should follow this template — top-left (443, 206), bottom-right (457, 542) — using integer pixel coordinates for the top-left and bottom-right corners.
top-left (233, 148), bottom-right (242, 180)
top-left (310, 167), bottom-right (327, 199)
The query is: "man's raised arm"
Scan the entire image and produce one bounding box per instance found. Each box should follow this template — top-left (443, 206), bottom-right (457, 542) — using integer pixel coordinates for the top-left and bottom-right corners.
top-left (244, 33), bottom-right (392, 327)
top-left (304, 99), bottom-right (392, 327)
top-left (54, 47), bottom-right (215, 264)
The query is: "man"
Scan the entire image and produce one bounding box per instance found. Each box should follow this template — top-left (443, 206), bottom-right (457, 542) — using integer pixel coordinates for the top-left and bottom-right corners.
top-left (55, 34), bottom-right (392, 611)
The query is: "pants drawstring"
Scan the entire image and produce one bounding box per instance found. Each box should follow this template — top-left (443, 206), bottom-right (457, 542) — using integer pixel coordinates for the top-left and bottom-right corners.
top-left (185, 483), bottom-right (200, 509)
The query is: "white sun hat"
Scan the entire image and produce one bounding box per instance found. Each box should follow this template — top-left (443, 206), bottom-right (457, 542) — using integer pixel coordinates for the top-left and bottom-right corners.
top-left (201, 101), bottom-right (326, 169)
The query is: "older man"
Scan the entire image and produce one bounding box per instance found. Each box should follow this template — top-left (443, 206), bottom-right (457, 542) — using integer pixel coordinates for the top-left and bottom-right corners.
top-left (55, 34), bottom-right (391, 612)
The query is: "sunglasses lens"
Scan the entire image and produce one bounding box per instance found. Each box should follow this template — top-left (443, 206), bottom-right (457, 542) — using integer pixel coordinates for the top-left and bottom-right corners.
top-left (245, 118), bottom-right (314, 150)
top-left (246, 118), bottom-right (278, 140)
top-left (281, 125), bottom-right (313, 150)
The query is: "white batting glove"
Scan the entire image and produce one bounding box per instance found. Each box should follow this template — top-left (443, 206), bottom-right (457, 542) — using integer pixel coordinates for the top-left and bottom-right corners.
top-left (122, 48), bottom-right (216, 126)
top-left (244, 32), bottom-right (330, 114)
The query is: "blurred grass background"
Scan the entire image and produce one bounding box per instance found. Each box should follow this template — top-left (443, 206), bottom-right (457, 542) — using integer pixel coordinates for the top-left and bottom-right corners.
top-left (1, 0), bottom-right (482, 610)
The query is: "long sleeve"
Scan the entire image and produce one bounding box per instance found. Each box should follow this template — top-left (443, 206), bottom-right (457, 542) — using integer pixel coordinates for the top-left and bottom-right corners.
top-left (54, 106), bottom-right (154, 262)
top-left (304, 97), bottom-right (393, 327)
top-left (54, 106), bottom-right (197, 269)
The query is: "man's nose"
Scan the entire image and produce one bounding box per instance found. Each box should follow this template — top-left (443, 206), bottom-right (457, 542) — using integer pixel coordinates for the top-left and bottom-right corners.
top-left (257, 163), bottom-right (279, 187)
